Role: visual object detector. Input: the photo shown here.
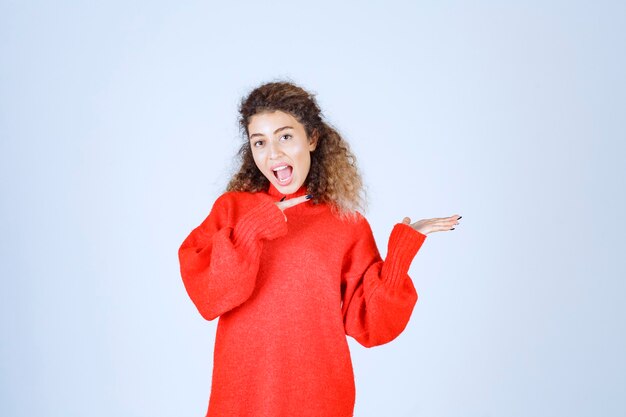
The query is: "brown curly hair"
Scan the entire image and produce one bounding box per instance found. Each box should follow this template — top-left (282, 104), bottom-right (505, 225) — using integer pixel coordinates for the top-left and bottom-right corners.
top-left (226, 80), bottom-right (365, 215)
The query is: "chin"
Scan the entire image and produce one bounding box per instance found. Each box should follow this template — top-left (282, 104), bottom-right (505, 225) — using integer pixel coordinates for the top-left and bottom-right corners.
top-left (275, 184), bottom-right (298, 194)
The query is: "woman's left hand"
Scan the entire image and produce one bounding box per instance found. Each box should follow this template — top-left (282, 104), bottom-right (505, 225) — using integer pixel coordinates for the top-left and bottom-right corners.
top-left (401, 214), bottom-right (461, 235)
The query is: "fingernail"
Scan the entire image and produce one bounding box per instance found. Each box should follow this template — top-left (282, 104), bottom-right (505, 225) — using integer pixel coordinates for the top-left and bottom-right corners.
top-left (305, 194), bottom-right (312, 200)
top-left (451, 228), bottom-right (455, 230)
top-left (458, 216), bottom-right (462, 220)
top-left (280, 196), bottom-right (286, 202)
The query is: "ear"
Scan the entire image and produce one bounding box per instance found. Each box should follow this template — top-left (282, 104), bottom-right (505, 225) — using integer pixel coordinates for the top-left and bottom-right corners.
top-left (308, 129), bottom-right (319, 151)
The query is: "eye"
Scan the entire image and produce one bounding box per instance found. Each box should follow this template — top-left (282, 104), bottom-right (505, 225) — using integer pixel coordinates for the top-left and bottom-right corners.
top-left (280, 134), bottom-right (292, 141)
top-left (252, 140), bottom-right (264, 147)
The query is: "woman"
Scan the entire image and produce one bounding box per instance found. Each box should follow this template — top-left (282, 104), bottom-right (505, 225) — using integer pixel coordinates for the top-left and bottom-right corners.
top-left (178, 80), bottom-right (461, 417)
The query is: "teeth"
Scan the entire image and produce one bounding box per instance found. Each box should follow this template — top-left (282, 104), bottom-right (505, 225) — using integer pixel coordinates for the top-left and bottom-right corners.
top-left (273, 165), bottom-right (289, 172)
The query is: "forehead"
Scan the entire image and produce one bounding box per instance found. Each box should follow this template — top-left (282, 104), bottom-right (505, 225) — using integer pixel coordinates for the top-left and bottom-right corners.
top-left (248, 110), bottom-right (304, 133)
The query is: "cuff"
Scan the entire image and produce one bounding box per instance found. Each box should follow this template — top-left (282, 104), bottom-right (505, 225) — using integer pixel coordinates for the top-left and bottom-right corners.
top-left (232, 200), bottom-right (288, 253)
top-left (381, 223), bottom-right (427, 289)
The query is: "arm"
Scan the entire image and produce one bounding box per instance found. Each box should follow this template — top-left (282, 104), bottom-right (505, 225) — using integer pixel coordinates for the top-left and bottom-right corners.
top-left (341, 218), bottom-right (427, 348)
top-left (178, 194), bottom-right (288, 321)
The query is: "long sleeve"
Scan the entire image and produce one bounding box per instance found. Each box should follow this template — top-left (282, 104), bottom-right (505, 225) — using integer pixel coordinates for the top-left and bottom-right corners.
top-left (341, 218), bottom-right (427, 348)
top-left (178, 193), bottom-right (288, 321)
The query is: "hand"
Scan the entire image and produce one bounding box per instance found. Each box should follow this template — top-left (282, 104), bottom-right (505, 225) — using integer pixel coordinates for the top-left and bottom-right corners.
top-left (275, 194), bottom-right (312, 213)
top-left (401, 214), bottom-right (462, 235)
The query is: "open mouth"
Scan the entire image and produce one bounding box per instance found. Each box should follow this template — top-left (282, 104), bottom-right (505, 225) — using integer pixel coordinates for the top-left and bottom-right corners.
top-left (272, 164), bottom-right (294, 186)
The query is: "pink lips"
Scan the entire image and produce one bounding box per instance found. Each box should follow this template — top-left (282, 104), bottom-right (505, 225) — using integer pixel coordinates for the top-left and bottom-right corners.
top-left (270, 162), bottom-right (294, 187)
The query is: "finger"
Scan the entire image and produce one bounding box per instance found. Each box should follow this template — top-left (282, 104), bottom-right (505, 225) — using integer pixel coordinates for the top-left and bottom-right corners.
top-left (432, 215), bottom-right (461, 226)
top-left (432, 216), bottom-right (458, 222)
top-left (276, 194), bottom-right (312, 210)
top-left (428, 223), bottom-right (456, 232)
top-left (430, 215), bottom-right (460, 221)
top-left (424, 220), bottom-right (454, 230)
top-left (443, 220), bottom-right (459, 229)
top-left (402, 217), bottom-right (411, 225)
top-left (426, 216), bottom-right (462, 232)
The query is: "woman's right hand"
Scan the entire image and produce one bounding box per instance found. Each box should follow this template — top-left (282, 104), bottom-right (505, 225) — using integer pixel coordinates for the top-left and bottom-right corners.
top-left (275, 194), bottom-right (312, 216)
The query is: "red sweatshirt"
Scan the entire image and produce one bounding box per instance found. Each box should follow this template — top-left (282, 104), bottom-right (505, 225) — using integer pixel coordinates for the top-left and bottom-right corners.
top-left (178, 184), bottom-right (427, 417)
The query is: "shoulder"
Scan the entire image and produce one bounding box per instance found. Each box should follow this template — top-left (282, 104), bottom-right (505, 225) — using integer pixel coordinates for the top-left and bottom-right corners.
top-left (210, 189), bottom-right (275, 218)
top-left (212, 190), bottom-right (246, 208)
top-left (329, 209), bottom-right (374, 241)
top-left (196, 190), bottom-right (265, 231)
top-left (341, 210), bottom-right (371, 230)
top-left (213, 190), bottom-right (270, 207)
top-left (336, 211), bottom-right (380, 262)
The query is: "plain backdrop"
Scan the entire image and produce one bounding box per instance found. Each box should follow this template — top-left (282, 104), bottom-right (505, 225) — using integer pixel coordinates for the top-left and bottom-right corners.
top-left (1, 1), bottom-right (625, 416)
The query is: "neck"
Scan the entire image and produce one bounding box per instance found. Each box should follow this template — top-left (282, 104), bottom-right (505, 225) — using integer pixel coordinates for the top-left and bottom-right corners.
top-left (267, 183), bottom-right (308, 199)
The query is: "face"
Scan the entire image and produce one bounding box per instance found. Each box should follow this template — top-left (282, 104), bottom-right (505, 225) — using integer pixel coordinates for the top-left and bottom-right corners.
top-left (248, 110), bottom-right (318, 195)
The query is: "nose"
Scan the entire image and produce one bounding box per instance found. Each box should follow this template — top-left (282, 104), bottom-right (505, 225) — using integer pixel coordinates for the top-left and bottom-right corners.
top-left (268, 139), bottom-right (283, 159)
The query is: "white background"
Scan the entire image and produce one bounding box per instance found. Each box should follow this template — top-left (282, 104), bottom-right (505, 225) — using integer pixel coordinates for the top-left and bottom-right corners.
top-left (1, 1), bottom-right (624, 416)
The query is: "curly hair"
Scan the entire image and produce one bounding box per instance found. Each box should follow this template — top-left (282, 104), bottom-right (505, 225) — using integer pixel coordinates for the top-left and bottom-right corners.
top-left (226, 80), bottom-right (365, 216)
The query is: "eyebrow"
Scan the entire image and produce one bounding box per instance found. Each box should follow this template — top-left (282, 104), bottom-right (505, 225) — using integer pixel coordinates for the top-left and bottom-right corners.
top-left (249, 126), bottom-right (293, 140)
